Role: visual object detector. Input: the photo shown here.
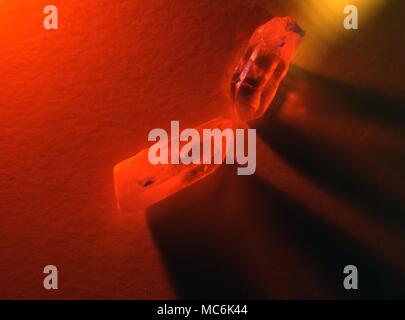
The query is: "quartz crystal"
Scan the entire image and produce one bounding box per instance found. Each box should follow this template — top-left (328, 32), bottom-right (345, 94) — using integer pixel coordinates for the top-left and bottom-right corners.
top-left (114, 117), bottom-right (233, 212)
top-left (231, 16), bottom-right (304, 121)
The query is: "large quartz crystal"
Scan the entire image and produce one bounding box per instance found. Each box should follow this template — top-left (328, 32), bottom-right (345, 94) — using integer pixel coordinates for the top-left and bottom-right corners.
top-left (231, 16), bottom-right (304, 121)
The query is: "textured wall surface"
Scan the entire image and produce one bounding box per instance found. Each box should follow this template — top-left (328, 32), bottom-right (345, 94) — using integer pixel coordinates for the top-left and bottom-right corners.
top-left (0, 0), bottom-right (270, 299)
top-left (0, 0), bottom-right (404, 299)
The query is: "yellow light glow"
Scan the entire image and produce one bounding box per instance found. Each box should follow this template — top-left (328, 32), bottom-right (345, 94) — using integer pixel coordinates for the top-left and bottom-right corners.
top-left (265, 0), bottom-right (386, 70)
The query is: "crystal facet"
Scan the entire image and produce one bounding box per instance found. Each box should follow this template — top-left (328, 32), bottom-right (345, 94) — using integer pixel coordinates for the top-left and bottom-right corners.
top-left (231, 16), bottom-right (304, 121)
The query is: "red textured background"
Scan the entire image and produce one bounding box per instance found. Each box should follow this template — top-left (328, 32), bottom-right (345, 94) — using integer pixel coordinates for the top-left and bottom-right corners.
top-left (1, 0), bottom-right (404, 299)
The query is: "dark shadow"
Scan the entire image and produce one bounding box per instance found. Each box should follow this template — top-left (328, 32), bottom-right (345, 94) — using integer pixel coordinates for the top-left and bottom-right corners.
top-left (281, 67), bottom-right (405, 129)
top-left (146, 166), bottom-right (255, 299)
top-left (248, 176), bottom-right (405, 299)
top-left (146, 66), bottom-right (405, 299)
top-left (147, 164), bottom-right (405, 299)
top-left (254, 66), bottom-right (405, 233)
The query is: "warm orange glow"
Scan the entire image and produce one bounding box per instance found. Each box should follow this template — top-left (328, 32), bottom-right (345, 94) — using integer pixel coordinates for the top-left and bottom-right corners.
top-left (2, 0), bottom-right (403, 300)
